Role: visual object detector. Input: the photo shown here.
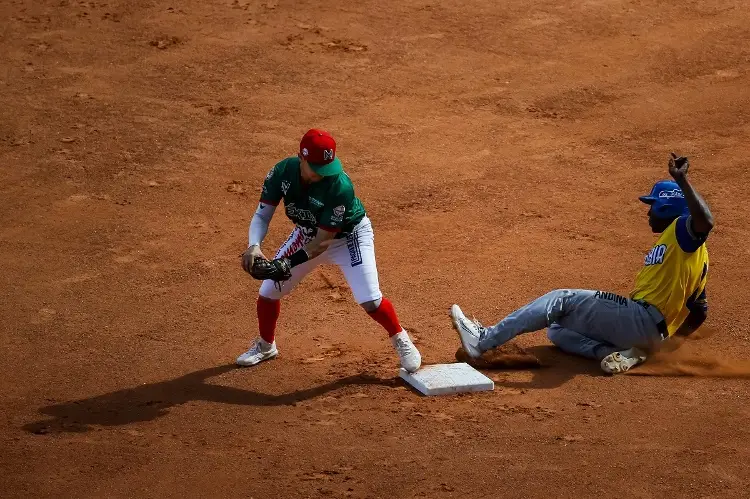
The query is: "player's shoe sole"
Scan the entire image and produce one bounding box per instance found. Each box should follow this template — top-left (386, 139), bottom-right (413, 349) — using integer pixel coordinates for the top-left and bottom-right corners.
top-left (600, 348), bottom-right (647, 374)
top-left (450, 304), bottom-right (484, 359)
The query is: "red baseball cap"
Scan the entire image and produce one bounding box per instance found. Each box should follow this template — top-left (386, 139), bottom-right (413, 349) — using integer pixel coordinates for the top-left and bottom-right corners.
top-left (299, 129), bottom-right (343, 176)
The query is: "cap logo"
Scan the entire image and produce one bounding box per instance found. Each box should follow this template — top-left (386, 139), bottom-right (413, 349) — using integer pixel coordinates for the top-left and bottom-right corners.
top-left (323, 149), bottom-right (334, 161)
top-left (658, 189), bottom-right (684, 200)
top-left (302, 147), bottom-right (309, 157)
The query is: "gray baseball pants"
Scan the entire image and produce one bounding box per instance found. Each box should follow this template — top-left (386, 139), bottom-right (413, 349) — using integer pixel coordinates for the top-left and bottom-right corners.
top-left (478, 289), bottom-right (667, 360)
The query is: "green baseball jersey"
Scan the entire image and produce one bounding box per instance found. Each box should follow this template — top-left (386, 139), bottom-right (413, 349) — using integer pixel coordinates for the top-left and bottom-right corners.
top-left (260, 157), bottom-right (366, 236)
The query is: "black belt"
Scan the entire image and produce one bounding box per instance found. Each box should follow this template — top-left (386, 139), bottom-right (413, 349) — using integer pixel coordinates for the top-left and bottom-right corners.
top-left (635, 300), bottom-right (668, 340)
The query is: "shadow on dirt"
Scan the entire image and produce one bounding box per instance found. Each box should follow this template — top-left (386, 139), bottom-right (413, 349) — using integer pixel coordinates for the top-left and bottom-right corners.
top-left (497, 345), bottom-right (605, 389)
top-left (457, 344), bottom-right (606, 390)
top-left (23, 365), bottom-right (396, 434)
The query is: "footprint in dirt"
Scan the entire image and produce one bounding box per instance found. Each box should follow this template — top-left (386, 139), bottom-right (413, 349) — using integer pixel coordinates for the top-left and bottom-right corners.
top-left (322, 39), bottom-right (367, 53)
top-left (110, 247), bottom-right (142, 264)
top-left (302, 344), bottom-right (345, 364)
top-left (226, 180), bottom-right (246, 195)
top-left (149, 36), bottom-right (181, 50)
top-left (101, 12), bottom-right (122, 22)
top-left (30, 308), bottom-right (57, 325)
top-left (207, 106), bottom-right (239, 116)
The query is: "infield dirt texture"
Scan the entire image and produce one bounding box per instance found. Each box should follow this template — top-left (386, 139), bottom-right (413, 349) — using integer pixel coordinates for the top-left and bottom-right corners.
top-left (2, 1), bottom-right (749, 497)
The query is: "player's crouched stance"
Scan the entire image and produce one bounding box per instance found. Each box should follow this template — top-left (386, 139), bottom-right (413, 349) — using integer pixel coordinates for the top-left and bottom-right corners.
top-left (237, 129), bottom-right (421, 372)
top-left (451, 153), bottom-right (714, 374)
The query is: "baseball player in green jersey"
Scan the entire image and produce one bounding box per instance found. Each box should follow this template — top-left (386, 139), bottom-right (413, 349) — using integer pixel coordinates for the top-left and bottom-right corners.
top-left (237, 129), bottom-right (422, 372)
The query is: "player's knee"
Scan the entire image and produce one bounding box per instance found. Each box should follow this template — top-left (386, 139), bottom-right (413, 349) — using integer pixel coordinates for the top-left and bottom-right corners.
top-left (360, 298), bottom-right (382, 313)
top-left (547, 326), bottom-right (564, 344)
top-left (259, 282), bottom-right (287, 301)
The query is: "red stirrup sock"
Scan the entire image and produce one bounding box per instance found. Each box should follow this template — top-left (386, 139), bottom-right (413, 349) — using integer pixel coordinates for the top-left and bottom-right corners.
top-left (367, 298), bottom-right (403, 337)
top-left (257, 297), bottom-right (281, 343)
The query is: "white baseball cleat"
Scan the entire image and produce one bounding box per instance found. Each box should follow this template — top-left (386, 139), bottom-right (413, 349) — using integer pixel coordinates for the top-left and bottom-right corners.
top-left (450, 304), bottom-right (485, 359)
top-left (236, 337), bottom-right (279, 367)
top-left (391, 330), bottom-right (421, 372)
top-left (600, 347), bottom-right (647, 374)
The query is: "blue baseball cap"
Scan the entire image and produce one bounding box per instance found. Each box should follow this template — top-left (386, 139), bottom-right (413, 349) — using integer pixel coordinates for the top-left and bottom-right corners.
top-left (639, 180), bottom-right (689, 219)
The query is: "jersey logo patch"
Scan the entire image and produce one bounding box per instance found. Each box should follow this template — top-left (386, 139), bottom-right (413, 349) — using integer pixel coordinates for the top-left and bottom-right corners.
top-left (644, 244), bottom-right (667, 266)
top-left (285, 203), bottom-right (316, 224)
top-left (281, 180), bottom-right (291, 195)
top-left (331, 205), bottom-right (345, 223)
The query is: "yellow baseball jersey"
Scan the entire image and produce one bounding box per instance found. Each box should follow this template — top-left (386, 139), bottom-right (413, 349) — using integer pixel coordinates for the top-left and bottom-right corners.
top-left (631, 216), bottom-right (709, 336)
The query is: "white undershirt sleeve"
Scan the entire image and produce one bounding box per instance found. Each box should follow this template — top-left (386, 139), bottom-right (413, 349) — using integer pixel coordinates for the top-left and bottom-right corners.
top-left (248, 202), bottom-right (277, 247)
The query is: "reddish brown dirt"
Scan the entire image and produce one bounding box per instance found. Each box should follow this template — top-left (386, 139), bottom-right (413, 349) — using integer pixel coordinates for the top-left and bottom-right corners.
top-left (2, 1), bottom-right (750, 497)
top-left (626, 338), bottom-right (750, 378)
top-left (456, 345), bottom-right (545, 369)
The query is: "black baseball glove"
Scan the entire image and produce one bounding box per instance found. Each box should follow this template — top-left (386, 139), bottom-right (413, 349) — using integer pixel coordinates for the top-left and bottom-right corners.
top-left (250, 257), bottom-right (292, 282)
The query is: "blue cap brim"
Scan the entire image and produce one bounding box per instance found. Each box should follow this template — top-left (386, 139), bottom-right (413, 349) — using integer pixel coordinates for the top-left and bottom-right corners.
top-left (639, 195), bottom-right (656, 204)
top-left (309, 157), bottom-right (342, 176)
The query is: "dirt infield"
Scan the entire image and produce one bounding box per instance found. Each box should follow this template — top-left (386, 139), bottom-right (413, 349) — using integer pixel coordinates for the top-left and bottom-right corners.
top-left (2, 0), bottom-right (750, 497)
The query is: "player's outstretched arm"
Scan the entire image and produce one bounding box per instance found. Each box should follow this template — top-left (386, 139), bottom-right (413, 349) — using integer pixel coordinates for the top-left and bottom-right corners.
top-left (668, 152), bottom-right (714, 235)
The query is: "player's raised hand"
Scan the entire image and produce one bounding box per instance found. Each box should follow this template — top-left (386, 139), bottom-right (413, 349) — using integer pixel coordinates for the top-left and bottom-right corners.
top-left (668, 152), bottom-right (690, 181)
